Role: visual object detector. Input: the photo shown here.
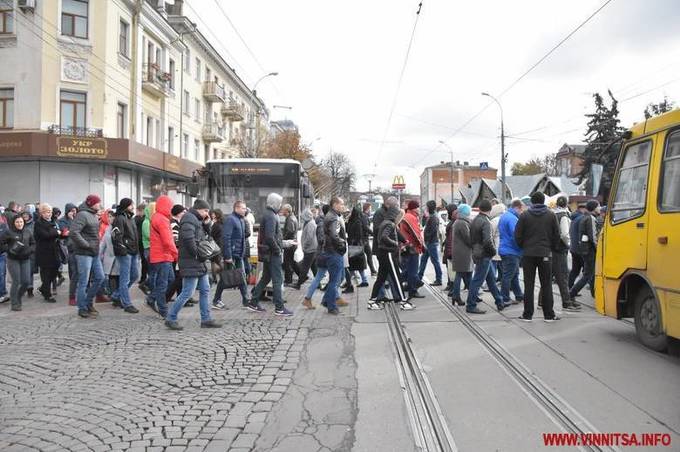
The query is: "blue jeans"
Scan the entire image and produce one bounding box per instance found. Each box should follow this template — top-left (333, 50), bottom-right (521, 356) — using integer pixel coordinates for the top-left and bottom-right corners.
top-left (151, 262), bottom-right (174, 316)
top-left (466, 257), bottom-right (502, 309)
top-left (252, 254), bottom-right (285, 311)
top-left (322, 253), bottom-right (344, 311)
top-left (0, 253), bottom-right (7, 297)
top-left (449, 271), bottom-right (471, 300)
top-left (418, 242), bottom-right (443, 282)
top-left (7, 257), bottom-right (31, 308)
top-left (402, 253), bottom-right (420, 295)
top-left (75, 254), bottom-right (105, 311)
top-left (114, 254), bottom-right (139, 308)
top-left (500, 254), bottom-right (524, 304)
top-left (167, 274), bottom-right (211, 322)
top-left (305, 266), bottom-right (328, 299)
top-left (213, 257), bottom-right (248, 304)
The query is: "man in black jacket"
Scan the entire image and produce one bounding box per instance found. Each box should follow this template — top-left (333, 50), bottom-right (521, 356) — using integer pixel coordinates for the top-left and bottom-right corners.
top-left (322, 196), bottom-right (348, 315)
top-left (515, 191), bottom-right (561, 322)
top-left (251, 193), bottom-right (294, 316)
top-left (417, 200), bottom-right (443, 286)
top-left (70, 194), bottom-right (105, 318)
top-left (281, 204), bottom-right (301, 285)
top-left (111, 198), bottom-right (139, 314)
top-left (165, 199), bottom-right (222, 330)
top-left (466, 200), bottom-right (503, 313)
top-left (569, 200), bottom-right (600, 300)
top-left (361, 203), bottom-right (376, 275)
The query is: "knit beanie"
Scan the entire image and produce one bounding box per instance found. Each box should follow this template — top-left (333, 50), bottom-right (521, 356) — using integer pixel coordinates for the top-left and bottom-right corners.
top-left (85, 194), bottom-right (101, 207)
top-left (193, 199), bottom-right (210, 210)
top-left (171, 204), bottom-right (186, 216)
top-left (457, 203), bottom-right (472, 218)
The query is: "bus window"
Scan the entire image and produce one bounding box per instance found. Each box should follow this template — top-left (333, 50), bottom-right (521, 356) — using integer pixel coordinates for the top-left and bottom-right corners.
top-left (611, 140), bottom-right (652, 223)
top-left (660, 131), bottom-right (680, 211)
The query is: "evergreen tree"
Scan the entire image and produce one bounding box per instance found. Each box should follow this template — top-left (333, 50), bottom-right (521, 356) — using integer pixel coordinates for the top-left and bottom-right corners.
top-left (644, 96), bottom-right (675, 119)
top-left (580, 90), bottom-right (625, 201)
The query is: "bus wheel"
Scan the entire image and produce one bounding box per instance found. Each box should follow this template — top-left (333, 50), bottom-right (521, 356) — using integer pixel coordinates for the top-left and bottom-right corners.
top-left (634, 289), bottom-right (667, 352)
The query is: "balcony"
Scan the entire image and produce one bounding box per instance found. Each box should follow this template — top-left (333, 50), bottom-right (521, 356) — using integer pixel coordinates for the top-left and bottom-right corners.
top-left (142, 63), bottom-right (171, 97)
top-left (221, 100), bottom-right (244, 122)
top-left (202, 122), bottom-right (225, 143)
top-left (203, 81), bottom-right (226, 103)
top-left (48, 125), bottom-right (103, 138)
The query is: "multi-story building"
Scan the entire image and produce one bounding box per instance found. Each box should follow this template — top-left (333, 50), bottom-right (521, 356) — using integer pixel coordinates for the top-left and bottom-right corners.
top-left (0, 0), bottom-right (268, 209)
top-left (419, 161), bottom-right (498, 204)
top-left (556, 143), bottom-right (586, 177)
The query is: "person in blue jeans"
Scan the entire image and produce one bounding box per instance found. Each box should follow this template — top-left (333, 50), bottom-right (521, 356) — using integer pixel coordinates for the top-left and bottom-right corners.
top-left (165, 200), bottom-right (222, 330)
top-left (250, 193), bottom-right (294, 316)
top-left (418, 200), bottom-right (443, 285)
top-left (466, 200), bottom-right (504, 313)
top-left (69, 195), bottom-right (106, 318)
top-left (321, 197), bottom-right (348, 314)
top-left (498, 199), bottom-right (525, 305)
top-left (111, 198), bottom-right (141, 314)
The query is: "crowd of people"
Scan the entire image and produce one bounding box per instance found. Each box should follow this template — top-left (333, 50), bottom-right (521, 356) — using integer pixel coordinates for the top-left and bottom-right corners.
top-left (0, 190), bottom-right (602, 325)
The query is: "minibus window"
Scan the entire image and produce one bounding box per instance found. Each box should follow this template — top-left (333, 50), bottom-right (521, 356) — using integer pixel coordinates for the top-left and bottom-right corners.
top-left (611, 141), bottom-right (651, 222)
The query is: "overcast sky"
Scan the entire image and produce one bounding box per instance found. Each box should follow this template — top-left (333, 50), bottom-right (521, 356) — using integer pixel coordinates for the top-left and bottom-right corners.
top-left (185, 0), bottom-right (680, 193)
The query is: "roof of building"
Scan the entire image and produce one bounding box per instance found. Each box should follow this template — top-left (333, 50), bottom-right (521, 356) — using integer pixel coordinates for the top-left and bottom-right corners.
top-left (504, 174), bottom-right (546, 199)
top-left (556, 143), bottom-right (586, 157)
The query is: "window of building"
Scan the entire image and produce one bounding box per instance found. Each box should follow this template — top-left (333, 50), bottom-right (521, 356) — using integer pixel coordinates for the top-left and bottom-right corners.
top-left (205, 67), bottom-right (211, 83)
top-left (0, 0), bottom-right (13, 34)
top-left (146, 116), bottom-right (153, 146)
top-left (183, 90), bottom-right (190, 115)
top-left (60, 90), bottom-right (86, 130)
top-left (182, 133), bottom-right (189, 158)
top-left (194, 98), bottom-right (200, 122)
top-left (168, 126), bottom-right (174, 154)
top-left (118, 19), bottom-right (129, 57)
top-left (0, 88), bottom-right (14, 129)
top-left (168, 58), bottom-right (175, 90)
top-left (195, 57), bottom-right (201, 82)
top-left (194, 139), bottom-right (200, 161)
top-left (155, 119), bottom-right (161, 149)
top-left (61, 0), bottom-right (89, 39)
top-left (660, 130), bottom-right (680, 212)
top-left (116, 102), bottom-right (126, 138)
top-left (611, 140), bottom-right (652, 223)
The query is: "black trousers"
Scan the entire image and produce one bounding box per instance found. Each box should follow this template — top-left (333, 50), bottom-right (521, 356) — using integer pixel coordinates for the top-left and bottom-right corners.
top-left (39, 265), bottom-right (58, 299)
top-left (570, 251), bottom-right (595, 298)
top-left (539, 251), bottom-right (570, 306)
top-left (568, 252), bottom-right (584, 288)
top-left (364, 243), bottom-right (377, 274)
top-left (522, 255), bottom-right (556, 319)
top-left (298, 252), bottom-right (317, 284)
top-left (140, 250), bottom-right (149, 284)
top-left (283, 246), bottom-right (301, 283)
top-left (371, 251), bottom-right (406, 302)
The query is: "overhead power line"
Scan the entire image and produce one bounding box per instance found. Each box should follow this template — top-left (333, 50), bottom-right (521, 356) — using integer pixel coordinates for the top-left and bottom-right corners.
top-left (373, 1), bottom-right (424, 170)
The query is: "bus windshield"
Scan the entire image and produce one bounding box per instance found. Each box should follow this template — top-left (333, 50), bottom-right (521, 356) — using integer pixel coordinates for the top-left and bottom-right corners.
top-left (206, 160), bottom-right (302, 223)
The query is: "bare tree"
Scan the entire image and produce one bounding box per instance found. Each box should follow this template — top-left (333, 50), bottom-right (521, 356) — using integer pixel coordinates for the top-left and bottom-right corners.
top-left (320, 151), bottom-right (356, 200)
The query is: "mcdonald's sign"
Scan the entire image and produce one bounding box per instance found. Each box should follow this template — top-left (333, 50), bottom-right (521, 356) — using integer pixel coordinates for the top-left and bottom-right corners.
top-left (392, 175), bottom-right (406, 191)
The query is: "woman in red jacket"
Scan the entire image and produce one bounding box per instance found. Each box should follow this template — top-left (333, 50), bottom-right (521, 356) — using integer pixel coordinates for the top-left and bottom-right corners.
top-left (149, 195), bottom-right (178, 318)
top-left (399, 200), bottom-right (425, 299)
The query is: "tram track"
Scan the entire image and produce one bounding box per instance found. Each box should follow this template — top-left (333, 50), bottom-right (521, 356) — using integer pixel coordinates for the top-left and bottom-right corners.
top-left (423, 282), bottom-right (620, 452)
top-left (383, 301), bottom-right (458, 452)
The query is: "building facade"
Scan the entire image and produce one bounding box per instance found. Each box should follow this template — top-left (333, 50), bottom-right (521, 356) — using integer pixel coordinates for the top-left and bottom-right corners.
top-left (419, 161), bottom-right (498, 205)
top-left (556, 143), bottom-right (586, 177)
top-left (0, 0), bottom-right (268, 209)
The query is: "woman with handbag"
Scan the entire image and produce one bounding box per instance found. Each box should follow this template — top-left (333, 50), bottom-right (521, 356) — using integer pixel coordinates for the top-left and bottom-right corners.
top-left (34, 204), bottom-right (64, 303)
top-left (0, 215), bottom-right (36, 311)
top-left (346, 206), bottom-right (368, 290)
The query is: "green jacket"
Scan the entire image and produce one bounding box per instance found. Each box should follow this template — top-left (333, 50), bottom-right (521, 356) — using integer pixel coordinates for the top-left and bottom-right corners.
top-left (142, 203), bottom-right (154, 250)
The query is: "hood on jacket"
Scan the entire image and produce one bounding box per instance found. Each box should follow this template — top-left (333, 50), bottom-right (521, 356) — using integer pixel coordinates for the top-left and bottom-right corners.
top-left (301, 208), bottom-right (313, 223)
top-left (529, 204), bottom-right (549, 216)
top-left (77, 201), bottom-right (97, 214)
top-left (145, 202), bottom-right (156, 219)
top-left (64, 203), bottom-right (77, 215)
top-left (384, 206), bottom-right (401, 222)
top-left (457, 204), bottom-right (472, 218)
top-left (155, 196), bottom-right (173, 218)
top-left (490, 203), bottom-right (506, 219)
top-left (266, 193), bottom-right (283, 211)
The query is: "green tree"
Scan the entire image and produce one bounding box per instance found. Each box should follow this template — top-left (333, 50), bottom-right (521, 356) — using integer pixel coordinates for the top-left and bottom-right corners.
top-left (579, 90), bottom-right (625, 201)
top-left (511, 154), bottom-right (558, 176)
top-left (644, 96), bottom-right (675, 119)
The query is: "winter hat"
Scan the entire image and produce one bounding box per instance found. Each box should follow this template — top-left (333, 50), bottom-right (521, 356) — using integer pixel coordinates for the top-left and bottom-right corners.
top-left (586, 200), bottom-right (600, 212)
top-left (407, 200), bottom-right (420, 211)
top-left (193, 199), bottom-right (210, 210)
top-left (520, 196), bottom-right (532, 206)
top-left (457, 203), bottom-right (472, 218)
top-left (171, 204), bottom-right (186, 216)
top-left (118, 198), bottom-right (133, 211)
top-left (85, 194), bottom-right (101, 207)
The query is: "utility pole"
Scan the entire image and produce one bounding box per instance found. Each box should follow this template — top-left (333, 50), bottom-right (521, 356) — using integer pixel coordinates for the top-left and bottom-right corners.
top-left (363, 173), bottom-right (376, 193)
top-left (482, 92), bottom-right (507, 205)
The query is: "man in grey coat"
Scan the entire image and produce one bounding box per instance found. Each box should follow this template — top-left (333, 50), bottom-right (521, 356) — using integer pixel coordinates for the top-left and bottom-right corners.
top-left (293, 207), bottom-right (317, 289)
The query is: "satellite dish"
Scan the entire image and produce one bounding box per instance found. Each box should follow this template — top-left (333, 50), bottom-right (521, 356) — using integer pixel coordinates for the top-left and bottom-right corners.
top-left (301, 158), bottom-right (315, 170)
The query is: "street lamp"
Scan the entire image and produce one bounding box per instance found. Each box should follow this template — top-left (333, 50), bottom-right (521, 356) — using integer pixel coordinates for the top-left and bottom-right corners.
top-left (481, 92), bottom-right (507, 205)
top-left (252, 72), bottom-right (279, 157)
top-left (438, 140), bottom-right (455, 204)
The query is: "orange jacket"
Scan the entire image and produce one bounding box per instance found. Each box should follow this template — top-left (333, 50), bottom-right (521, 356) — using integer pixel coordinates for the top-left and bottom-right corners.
top-left (399, 210), bottom-right (424, 254)
top-left (149, 196), bottom-right (178, 263)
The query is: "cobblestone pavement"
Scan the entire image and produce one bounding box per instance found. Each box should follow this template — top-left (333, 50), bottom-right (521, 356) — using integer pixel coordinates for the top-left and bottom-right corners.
top-left (0, 285), bottom-right (359, 452)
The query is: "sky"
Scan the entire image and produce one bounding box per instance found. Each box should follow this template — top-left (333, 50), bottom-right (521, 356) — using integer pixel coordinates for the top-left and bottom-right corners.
top-left (183, 0), bottom-right (680, 193)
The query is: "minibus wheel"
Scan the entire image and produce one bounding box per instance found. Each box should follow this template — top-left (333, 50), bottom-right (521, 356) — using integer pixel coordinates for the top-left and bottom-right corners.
top-left (634, 289), bottom-right (667, 352)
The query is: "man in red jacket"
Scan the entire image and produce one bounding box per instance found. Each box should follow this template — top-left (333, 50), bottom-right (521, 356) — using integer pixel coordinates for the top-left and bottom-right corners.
top-left (399, 200), bottom-right (425, 299)
top-left (149, 195), bottom-right (178, 318)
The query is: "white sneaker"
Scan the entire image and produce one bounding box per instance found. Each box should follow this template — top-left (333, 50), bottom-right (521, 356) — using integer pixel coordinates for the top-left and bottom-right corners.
top-left (367, 302), bottom-right (384, 311)
top-left (212, 300), bottom-right (226, 310)
top-left (0, 295), bottom-right (9, 304)
top-left (400, 301), bottom-right (415, 311)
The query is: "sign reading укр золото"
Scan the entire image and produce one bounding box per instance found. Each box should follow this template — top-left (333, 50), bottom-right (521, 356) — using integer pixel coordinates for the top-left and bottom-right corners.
top-left (56, 137), bottom-right (108, 159)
